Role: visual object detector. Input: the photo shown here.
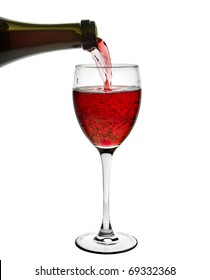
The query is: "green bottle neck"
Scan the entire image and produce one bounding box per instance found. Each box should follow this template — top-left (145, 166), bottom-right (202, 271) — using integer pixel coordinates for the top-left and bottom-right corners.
top-left (0, 18), bottom-right (98, 66)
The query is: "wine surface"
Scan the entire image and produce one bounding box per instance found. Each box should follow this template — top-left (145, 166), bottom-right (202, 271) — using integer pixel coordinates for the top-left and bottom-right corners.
top-left (73, 87), bottom-right (141, 148)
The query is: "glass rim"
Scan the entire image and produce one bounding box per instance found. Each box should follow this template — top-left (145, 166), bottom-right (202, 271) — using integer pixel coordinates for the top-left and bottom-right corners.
top-left (75, 63), bottom-right (139, 69)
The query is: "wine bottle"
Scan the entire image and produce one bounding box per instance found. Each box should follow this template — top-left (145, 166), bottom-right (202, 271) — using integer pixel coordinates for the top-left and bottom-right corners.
top-left (0, 17), bottom-right (97, 67)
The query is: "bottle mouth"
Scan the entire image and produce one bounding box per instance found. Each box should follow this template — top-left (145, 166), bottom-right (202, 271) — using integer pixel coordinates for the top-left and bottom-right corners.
top-left (81, 20), bottom-right (98, 50)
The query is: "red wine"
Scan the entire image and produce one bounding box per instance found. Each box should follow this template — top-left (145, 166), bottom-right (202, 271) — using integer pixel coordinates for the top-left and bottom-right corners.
top-left (73, 86), bottom-right (141, 148)
top-left (91, 37), bottom-right (112, 90)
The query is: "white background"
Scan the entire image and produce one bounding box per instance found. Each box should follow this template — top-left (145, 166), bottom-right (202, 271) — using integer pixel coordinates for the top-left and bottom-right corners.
top-left (0, 0), bottom-right (210, 279)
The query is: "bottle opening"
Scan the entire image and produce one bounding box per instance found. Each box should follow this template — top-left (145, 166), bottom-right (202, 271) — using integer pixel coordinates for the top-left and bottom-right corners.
top-left (81, 20), bottom-right (97, 50)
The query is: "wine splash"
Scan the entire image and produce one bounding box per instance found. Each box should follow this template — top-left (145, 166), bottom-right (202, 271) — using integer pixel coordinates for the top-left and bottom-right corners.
top-left (90, 37), bottom-right (112, 90)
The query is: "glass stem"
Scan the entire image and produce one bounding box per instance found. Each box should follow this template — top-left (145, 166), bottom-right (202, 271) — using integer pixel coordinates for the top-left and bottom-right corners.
top-left (101, 152), bottom-right (112, 233)
top-left (95, 148), bottom-right (118, 242)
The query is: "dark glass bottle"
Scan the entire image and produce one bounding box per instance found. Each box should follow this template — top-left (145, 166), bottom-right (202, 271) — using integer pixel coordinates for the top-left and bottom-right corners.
top-left (0, 17), bottom-right (97, 66)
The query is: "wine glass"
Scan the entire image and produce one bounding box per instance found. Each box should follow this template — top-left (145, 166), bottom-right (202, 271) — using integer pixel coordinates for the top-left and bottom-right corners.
top-left (73, 64), bottom-right (141, 254)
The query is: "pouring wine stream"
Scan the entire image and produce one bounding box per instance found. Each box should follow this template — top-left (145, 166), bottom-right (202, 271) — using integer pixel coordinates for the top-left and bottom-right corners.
top-left (91, 37), bottom-right (112, 90)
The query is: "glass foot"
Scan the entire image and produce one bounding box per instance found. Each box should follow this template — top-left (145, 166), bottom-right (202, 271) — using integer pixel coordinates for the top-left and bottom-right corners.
top-left (75, 232), bottom-right (138, 254)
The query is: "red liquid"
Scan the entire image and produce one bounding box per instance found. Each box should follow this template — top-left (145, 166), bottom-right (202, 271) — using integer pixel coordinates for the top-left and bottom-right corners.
top-left (73, 87), bottom-right (141, 148)
top-left (91, 37), bottom-right (112, 90)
